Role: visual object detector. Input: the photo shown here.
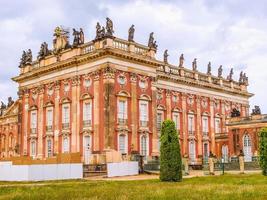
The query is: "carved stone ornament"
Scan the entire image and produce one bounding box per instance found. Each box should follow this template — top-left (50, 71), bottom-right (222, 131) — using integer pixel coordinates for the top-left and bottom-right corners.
top-left (187, 96), bottom-right (194, 105)
top-left (130, 73), bottom-right (137, 83)
top-left (47, 87), bottom-right (54, 96)
top-left (172, 95), bottom-right (179, 103)
top-left (139, 77), bottom-right (148, 89)
top-left (84, 78), bottom-right (92, 88)
top-left (64, 83), bottom-right (70, 92)
top-left (201, 98), bottom-right (208, 109)
top-left (117, 74), bottom-right (126, 85)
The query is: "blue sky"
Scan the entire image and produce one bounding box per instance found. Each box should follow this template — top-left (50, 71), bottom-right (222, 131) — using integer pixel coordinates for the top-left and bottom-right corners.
top-left (0, 0), bottom-right (267, 113)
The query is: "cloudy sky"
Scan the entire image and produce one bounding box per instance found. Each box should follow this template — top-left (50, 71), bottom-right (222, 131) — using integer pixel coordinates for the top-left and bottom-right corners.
top-left (0, 0), bottom-right (267, 112)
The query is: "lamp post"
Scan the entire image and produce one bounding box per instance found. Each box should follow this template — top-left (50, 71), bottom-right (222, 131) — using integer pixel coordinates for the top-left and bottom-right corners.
top-left (222, 158), bottom-right (225, 175)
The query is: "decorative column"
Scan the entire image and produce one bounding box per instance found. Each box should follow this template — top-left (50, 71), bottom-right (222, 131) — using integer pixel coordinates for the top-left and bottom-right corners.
top-left (76, 76), bottom-right (81, 153)
top-left (210, 98), bottom-right (215, 154)
top-left (71, 76), bottom-right (79, 152)
top-left (130, 73), bottom-right (138, 152)
top-left (181, 93), bottom-right (187, 155)
top-left (93, 71), bottom-right (100, 152)
top-left (37, 85), bottom-right (44, 158)
top-left (54, 81), bottom-right (60, 154)
top-left (103, 66), bottom-right (116, 150)
top-left (151, 78), bottom-right (159, 156)
top-left (166, 90), bottom-right (172, 119)
top-left (196, 95), bottom-right (202, 159)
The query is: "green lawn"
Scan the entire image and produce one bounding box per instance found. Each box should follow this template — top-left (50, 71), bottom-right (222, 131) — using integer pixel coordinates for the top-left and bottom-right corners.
top-left (0, 174), bottom-right (267, 200)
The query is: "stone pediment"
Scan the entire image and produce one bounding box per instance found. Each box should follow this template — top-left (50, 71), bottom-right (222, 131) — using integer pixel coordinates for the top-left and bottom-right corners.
top-left (1, 100), bottom-right (19, 118)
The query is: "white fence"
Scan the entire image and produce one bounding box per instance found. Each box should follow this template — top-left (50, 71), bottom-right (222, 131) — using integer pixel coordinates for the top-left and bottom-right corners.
top-left (107, 161), bottom-right (139, 177)
top-left (0, 161), bottom-right (83, 181)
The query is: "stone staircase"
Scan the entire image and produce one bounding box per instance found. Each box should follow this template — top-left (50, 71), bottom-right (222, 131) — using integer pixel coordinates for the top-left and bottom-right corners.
top-left (83, 164), bottom-right (107, 178)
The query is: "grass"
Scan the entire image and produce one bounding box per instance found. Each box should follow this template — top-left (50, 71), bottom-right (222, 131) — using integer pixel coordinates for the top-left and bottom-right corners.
top-left (0, 174), bottom-right (267, 200)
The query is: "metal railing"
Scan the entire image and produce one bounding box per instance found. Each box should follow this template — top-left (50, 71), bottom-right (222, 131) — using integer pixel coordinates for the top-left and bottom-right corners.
top-left (188, 131), bottom-right (195, 136)
top-left (62, 123), bottom-right (70, 130)
top-left (30, 128), bottom-right (37, 134)
top-left (46, 125), bottom-right (53, 132)
top-left (83, 120), bottom-right (92, 127)
top-left (140, 120), bottom-right (148, 127)
top-left (118, 118), bottom-right (127, 125)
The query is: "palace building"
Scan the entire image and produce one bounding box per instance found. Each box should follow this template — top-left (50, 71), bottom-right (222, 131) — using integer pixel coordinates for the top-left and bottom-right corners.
top-left (1, 18), bottom-right (255, 165)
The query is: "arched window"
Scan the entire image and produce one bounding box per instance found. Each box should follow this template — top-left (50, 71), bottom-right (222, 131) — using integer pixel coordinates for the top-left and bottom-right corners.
top-left (118, 134), bottom-right (127, 154)
top-left (63, 137), bottom-right (69, 153)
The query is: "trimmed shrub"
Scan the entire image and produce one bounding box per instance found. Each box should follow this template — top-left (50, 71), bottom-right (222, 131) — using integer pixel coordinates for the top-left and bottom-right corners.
top-left (160, 119), bottom-right (182, 182)
top-left (259, 127), bottom-right (267, 176)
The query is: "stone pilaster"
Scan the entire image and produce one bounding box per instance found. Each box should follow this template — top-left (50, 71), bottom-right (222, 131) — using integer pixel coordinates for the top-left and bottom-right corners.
top-left (181, 93), bottom-right (187, 155)
top-left (37, 85), bottom-right (44, 158)
top-left (196, 95), bottom-right (202, 157)
top-left (166, 90), bottom-right (172, 119)
top-left (103, 66), bottom-right (116, 150)
top-left (54, 81), bottom-right (60, 154)
top-left (151, 78), bottom-right (159, 156)
top-left (71, 76), bottom-right (79, 152)
top-left (210, 98), bottom-right (215, 154)
top-left (93, 71), bottom-right (100, 152)
top-left (130, 73), bottom-right (138, 152)
top-left (221, 101), bottom-right (226, 133)
top-left (23, 89), bottom-right (29, 155)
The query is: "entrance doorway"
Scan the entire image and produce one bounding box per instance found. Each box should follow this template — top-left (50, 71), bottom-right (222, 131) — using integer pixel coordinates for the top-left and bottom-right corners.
top-left (84, 135), bottom-right (91, 164)
top-left (243, 135), bottom-right (252, 162)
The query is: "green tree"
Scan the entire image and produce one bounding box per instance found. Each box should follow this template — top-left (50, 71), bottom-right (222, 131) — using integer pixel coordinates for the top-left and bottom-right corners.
top-left (259, 128), bottom-right (267, 176)
top-left (160, 119), bottom-right (182, 182)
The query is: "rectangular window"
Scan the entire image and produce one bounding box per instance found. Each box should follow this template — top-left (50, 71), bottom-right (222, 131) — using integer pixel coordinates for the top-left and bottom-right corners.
top-left (202, 117), bottom-right (208, 135)
top-left (118, 100), bottom-right (127, 122)
top-left (31, 112), bottom-right (37, 129)
top-left (63, 137), bottom-right (69, 153)
top-left (215, 118), bottom-right (221, 133)
top-left (83, 102), bottom-right (92, 126)
top-left (30, 141), bottom-right (36, 157)
top-left (140, 101), bottom-right (148, 126)
top-left (157, 112), bottom-right (163, 130)
top-left (46, 109), bottom-right (53, 128)
top-left (119, 134), bottom-right (126, 154)
top-left (47, 139), bottom-right (52, 157)
top-left (188, 114), bottom-right (195, 134)
top-left (172, 113), bottom-right (180, 130)
top-left (62, 105), bottom-right (70, 129)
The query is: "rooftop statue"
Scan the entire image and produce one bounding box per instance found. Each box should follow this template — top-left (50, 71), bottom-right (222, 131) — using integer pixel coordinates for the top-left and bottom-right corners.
top-left (148, 32), bottom-right (158, 49)
top-left (0, 101), bottom-right (6, 110)
top-left (128, 25), bottom-right (135, 42)
top-left (239, 71), bottom-right (243, 83)
top-left (207, 62), bottom-right (211, 75)
top-left (227, 68), bottom-right (234, 81)
top-left (179, 54), bottom-right (184, 68)
top-left (163, 50), bottom-right (169, 63)
top-left (53, 26), bottom-right (70, 54)
top-left (7, 97), bottom-right (14, 107)
top-left (79, 28), bottom-right (84, 44)
top-left (218, 65), bottom-right (223, 78)
top-left (106, 17), bottom-right (114, 37)
top-left (95, 22), bottom-right (102, 39)
top-left (231, 108), bottom-right (241, 117)
top-left (243, 73), bottom-right (248, 85)
top-left (38, 42), bottom-right (50, 60)
top-left (192, 58), bottom-right (197, 71)
top-left (252, 105), bottom-right (261, 115)
top-left (72, 28), bottom-right (80, 47)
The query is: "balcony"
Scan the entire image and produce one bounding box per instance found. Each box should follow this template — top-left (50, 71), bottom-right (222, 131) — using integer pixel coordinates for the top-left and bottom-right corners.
top-left (202, 132), bottom-right (209, 137)
top-left (30, 128), bottom-right (37, 134)
top-left (188, 131), bottom-right (195, 136)
top-left (140, 120), bottom-right (148, 127)
top-left (46, 125), bottom-right (53, 132)
top-left (83, 120), bottom-right (92, 127)
top-left (215, 132), bottom-right (228, 140)
top-left (62, 123), bottom-right (70, 130)
top-left (118, 118), bottom-right (127, 125)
